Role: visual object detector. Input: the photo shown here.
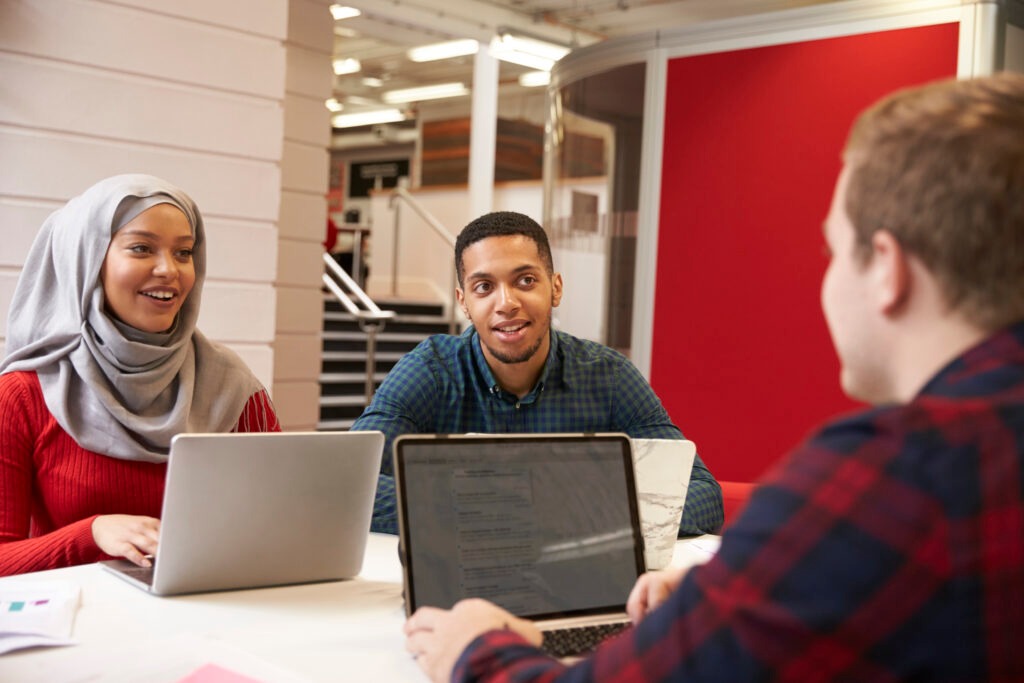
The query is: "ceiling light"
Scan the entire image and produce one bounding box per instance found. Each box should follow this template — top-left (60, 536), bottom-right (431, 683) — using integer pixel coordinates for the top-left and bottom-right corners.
top-left (383, 82), bottom-right (469, 104)
top-left (325, 98), bottom-right (344, 112)
top-left (329, 5), bottom-right (361, 20)
top-left (489, 43), bottom-right (552, 71)
top-left (518, 71), bottom-right (550, 88)
top-left (407, 39), bottom-right (480, 63)
top-left (497, 33), bottom-right (571, 62)
top-left (362, 76), bottom-right (383, 88)
top-left (333, 109), bottom-right (406, 128)
top-left (489, 33), bottom-right (570, 72)
top-left (332, 58), bottom-right (361, 75)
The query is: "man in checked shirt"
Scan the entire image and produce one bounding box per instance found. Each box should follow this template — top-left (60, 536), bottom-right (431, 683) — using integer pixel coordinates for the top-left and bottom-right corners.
top-left (403, 73), bottom-right (1024, 682)
top-left (352, 211), bottom-right (724, 537)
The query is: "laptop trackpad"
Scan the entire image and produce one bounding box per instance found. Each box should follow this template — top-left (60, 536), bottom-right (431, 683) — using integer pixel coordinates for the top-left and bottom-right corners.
top-left (100, 559), bottom-right (155, 588)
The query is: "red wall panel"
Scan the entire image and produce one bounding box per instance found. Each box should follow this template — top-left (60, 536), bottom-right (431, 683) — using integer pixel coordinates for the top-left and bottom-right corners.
top-left (651, 23), bottom-right (959, 482)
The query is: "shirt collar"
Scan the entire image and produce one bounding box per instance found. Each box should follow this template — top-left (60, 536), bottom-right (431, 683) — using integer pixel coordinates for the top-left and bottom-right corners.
top-left (468, 327), bottom-right (564, 399)
top-left (917, 318), bottom-right (1024, 399)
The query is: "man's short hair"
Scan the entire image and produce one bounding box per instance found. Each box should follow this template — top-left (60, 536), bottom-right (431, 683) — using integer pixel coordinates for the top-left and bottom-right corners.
top-left (843, 71), bottom-right (1024, 331)
top-left (455, 211), bottom-right (554, 287)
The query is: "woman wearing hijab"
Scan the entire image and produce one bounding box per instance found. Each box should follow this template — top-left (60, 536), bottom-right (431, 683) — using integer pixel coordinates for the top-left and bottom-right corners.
top-left (0, 174), bottom-right (279, 576)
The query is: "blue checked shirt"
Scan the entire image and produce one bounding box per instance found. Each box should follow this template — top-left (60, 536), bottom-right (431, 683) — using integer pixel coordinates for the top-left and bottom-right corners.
top-left (351, 327), bottom-right (723, 536)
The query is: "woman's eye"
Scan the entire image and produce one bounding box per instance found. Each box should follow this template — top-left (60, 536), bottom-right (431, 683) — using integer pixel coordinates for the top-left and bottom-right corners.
top-left (176, 249), bottom-right (194, 260)
top-left (128, 244), bottom-right (151, 254)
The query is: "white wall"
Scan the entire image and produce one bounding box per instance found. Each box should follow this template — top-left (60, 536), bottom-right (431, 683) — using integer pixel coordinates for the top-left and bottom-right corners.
top-left (0, 0), bottom-right (332, 429)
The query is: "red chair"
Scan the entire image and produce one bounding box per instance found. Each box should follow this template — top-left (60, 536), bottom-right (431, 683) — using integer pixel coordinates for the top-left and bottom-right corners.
top-left (719, 480), bottom-right (756, 531)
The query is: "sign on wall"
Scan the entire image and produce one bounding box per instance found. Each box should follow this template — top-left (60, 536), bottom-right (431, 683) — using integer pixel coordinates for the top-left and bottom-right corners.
top-left (348, 159), bottom-right (409, 198)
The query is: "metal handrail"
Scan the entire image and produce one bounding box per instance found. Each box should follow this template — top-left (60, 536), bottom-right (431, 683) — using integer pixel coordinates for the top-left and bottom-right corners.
top-left (388, 187), bottom-right (460, 335)
top-left (390, 187), bottom-right (457, 247)
top-left (323, 253), bottom-right (396, 403)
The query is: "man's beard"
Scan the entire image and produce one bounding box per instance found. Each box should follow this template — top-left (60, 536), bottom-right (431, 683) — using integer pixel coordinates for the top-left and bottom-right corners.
top-left (482, 312), bottom-right (550, 365)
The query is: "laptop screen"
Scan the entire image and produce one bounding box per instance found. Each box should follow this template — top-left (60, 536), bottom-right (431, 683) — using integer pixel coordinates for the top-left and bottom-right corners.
top-left (395, 434), bottom-right (645, 620)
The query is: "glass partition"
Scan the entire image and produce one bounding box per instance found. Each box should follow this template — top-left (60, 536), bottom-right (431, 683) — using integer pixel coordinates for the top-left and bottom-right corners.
top-left (544, 62), bottom-right (646, 355)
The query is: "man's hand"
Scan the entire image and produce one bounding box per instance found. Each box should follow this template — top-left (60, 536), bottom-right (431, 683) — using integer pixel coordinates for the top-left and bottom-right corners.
top-left (404, 598), bottom-right (543, 682)
top-left (626, 566), bottom-right (690, 624)
top-left (91, 515), bottom-right (160, 567)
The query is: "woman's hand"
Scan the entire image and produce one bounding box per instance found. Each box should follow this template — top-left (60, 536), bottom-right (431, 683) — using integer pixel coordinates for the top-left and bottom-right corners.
top-left (626, 566), bottom-right (690, 624)
top-left (91, 515), bottom-right (160, 567)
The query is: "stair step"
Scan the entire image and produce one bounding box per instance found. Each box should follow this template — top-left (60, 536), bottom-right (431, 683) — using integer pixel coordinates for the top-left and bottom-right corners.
top-left (320, 395), bottom-right (370, 407)
top-left (323, 330), bottom-right (431, 343)
top-left (322, 361), bottom-right (400, 376)
top-left (323, 297), bottom-right (445, 318)
top-left (319, 403), bottom-right (367, 421)
top-left (319, 296), bottom-right (445, 422)
top-left (317, 419), bottom-right (356, 431)
top-left (323, 319), bottom-right (450, 336)
top-left (320, 372), bottom-right (389, 383)
top-left (322, 351), bottom-right (407, 362)
top-left (324, 311), bottom-right (449, 326)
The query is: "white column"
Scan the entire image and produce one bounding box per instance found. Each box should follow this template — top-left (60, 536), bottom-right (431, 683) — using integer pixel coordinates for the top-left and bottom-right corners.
top-left (958, 2), bottom-right (1005, 77)
top-left (468, 46), bottom-right (499, 221)
top-left (273, 0), bottom-right (335, 430)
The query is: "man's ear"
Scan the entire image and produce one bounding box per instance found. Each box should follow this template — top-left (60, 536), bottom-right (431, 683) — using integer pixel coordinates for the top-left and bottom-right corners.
top-left (551, 273), bottom-right (563, 308)
top-left (455, 286), bottom-right (470, 318)
top-left (870, 230), bottom-right (910, 315)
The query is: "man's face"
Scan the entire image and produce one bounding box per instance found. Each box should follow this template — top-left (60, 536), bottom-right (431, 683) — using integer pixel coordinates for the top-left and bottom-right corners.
top-left (456, 235), bottom-right (563, 368)
top-left (821, 165), bottom-right (890, 404)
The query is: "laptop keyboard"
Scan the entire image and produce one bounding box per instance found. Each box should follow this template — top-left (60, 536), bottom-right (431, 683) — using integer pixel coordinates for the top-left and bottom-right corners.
top-left (541, 621), bottom-right (631, 658)
top-left (117, 564), bottom-right (155, 586)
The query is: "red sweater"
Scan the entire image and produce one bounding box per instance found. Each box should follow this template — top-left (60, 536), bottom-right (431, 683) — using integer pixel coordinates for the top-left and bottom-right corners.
top-left (0, 371), bottom-right (280, 576)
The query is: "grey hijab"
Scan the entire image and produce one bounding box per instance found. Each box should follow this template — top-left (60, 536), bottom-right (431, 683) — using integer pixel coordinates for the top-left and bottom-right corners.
top-left (0, 174), bottom-right (263, 463)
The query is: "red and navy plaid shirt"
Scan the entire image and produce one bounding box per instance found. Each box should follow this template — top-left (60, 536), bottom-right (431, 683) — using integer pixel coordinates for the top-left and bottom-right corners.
top-left (453, 321), bottom-right (1024, 682)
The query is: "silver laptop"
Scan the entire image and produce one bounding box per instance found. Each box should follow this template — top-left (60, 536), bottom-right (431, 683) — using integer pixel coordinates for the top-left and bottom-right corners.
top-left (101, 430), bottom-right (384, 596)
top-left (394, 433), bottom-right (645, 658)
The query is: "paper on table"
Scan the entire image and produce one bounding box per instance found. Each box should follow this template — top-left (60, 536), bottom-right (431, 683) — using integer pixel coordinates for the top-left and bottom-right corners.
top-left (0, 580), bottom-right (80, 655)
top-left (691, 536), bottom-right (722, 556)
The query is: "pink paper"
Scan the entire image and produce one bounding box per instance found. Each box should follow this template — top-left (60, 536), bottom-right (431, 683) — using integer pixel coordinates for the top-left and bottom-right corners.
top-left (177, 663), bottom-right (265, 683)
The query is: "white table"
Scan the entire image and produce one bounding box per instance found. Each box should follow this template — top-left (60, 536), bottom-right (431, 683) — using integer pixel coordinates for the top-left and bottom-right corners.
top-left (0, 533), bottom-right (718, 682)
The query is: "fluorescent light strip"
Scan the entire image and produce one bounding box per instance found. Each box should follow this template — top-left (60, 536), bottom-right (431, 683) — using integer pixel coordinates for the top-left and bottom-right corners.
top-left (383, 82), bottom-right (469, 104)
top-left (325, 98), bottom-right (344, 112)
top-left (333, 109), bottom-right (406, 128)
top-left (518, 70), bottom-right (550, 88)
top-left (489, 44), bottom-right (554, 72)
top-left (496, 34), bottom-right (570, 62)
top-left (407, 39), bottom-right (480, 62)
top-left (333, 58), bottom-right (361, 75)
top-left (329, 5), bottom-right (361, 20)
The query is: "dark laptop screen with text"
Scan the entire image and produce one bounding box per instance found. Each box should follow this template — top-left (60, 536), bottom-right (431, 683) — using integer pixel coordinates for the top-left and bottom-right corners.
top-left (396, 435), bottom-right (645, 620)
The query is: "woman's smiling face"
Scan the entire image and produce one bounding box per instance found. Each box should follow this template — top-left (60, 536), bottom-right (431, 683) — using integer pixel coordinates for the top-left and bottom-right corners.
top-left (100, 203), bottom-right (196, 333)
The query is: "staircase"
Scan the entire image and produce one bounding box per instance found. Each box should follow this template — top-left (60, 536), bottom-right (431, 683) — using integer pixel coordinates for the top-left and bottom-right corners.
top-left (318, 296), bottom-right (451, 430)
